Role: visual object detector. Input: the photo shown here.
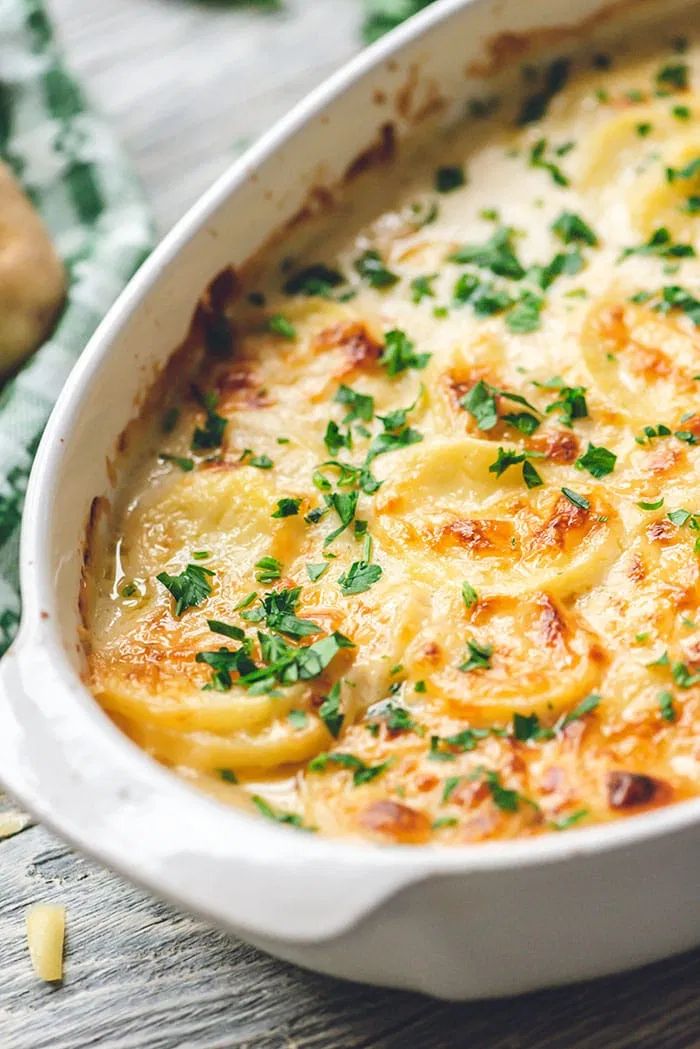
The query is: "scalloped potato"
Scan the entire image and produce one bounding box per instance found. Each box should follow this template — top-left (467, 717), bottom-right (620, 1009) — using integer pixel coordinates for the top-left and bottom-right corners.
top-left (84, 23), bottom-right (700, 845)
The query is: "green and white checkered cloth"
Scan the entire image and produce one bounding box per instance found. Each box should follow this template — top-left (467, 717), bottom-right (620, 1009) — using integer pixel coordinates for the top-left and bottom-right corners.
top-left (0, 0), bottom-right (154, 653)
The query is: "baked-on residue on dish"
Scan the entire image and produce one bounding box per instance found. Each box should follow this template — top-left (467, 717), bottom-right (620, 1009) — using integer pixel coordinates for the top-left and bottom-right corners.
top-left (84, 25), bottom-right (700, 845)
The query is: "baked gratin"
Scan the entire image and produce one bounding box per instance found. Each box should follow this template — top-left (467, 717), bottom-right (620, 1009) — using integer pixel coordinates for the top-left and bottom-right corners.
top-left (84, 27), bottom-right (700, 845)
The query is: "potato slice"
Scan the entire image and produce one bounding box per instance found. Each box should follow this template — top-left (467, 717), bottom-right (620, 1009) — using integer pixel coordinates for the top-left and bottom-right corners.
top-left (26, 904), bottom-right (66, 982)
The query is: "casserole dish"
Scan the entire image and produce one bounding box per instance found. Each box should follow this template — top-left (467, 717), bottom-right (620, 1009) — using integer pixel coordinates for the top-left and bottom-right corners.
top-left (1, 0), bottom-right (699, 999)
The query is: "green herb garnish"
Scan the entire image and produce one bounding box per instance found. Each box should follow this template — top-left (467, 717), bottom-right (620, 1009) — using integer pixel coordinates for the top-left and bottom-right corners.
top-left (379, 328), bottom-right (430, 376)
top-left (267, 314), bottom-right (297, 340)
top-left (435, 165), bottom-right (465, 193)
top-left (156, 563), bottom-right (214, 616)
top-left (458, 639), bottom-right (493, 672)
top-left (560, 487), bottom-right (590, 511)
top-left (271, 497), bottom-right (301, 518)
top-left (551, 211), bottom-right (598, 246)
top-left (354, 249), bottom-right (399, 289)
top-left (319, 681), bottom-right (343, 738)
top-left (338, 560), bottom-right (383, 595)
top-left (575, 442), bottom-right (616, 478)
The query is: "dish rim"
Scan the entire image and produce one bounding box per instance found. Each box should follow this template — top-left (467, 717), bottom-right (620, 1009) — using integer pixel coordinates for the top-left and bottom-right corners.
top-left (10, 0), bottom-right (700, 898)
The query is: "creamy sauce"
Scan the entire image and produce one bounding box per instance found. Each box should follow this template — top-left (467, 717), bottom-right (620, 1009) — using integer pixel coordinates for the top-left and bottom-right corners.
top-left (85, 21), bottom-right (700, 844)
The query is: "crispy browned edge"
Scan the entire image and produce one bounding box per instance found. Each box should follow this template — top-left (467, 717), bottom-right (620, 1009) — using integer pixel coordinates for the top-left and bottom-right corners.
top-left (78, 0), bottom-right (659, 656)
top-left (467, 0), bottom-right (660, 76)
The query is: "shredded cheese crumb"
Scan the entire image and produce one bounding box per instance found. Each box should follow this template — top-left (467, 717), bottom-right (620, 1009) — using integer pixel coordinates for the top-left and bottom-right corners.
top-left (26, 904), bottom-right (66, 982)
top-left (0, 811), bottom-right (30, 840)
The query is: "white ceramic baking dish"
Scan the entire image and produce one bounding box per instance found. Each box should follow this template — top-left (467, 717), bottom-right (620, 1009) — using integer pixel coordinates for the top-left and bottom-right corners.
top-left (1, 0), bottom-right (699, 1000)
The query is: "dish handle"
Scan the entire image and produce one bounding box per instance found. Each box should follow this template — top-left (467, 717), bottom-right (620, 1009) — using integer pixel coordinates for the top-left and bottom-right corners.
top-left (0, 631), bottom-right (429, 944)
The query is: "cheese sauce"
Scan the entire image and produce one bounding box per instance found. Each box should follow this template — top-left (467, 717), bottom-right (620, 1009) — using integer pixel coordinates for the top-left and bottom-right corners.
top-left (84, 22), bottom-right (700, 844)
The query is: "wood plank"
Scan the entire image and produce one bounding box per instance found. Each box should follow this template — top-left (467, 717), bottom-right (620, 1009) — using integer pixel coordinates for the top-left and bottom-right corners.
top-left (46, 0), bottom-right (362, 232)
top-left (1, 821), bottom-right (700, 1048)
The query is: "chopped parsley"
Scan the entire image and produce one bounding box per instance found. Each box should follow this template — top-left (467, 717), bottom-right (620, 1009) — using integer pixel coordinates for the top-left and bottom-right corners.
top-left (323, 489), bottom-right (359, 546)
top-left (283, 263), bottom-right (344, 297)
top-left (158, 452), bottom-right (194, 472)
top-left (335, 384), bottom-right (374, 422)
top-left (658, 690), bottom-right (676, 722)
top-left (435, 165), bottom-right (465, 193)
top-left (638, 497), bottom-right (664, 510)
top-left (430, 727), bottom-right (492, 761)
top-left (200, 630), bottom-right (354, 695)
top-left (660, 285), bottom-right (700, 325)
top-left (410, 274), bottom-right (437, 303)
top-left (191, 392), bottom-right (227, 451)
top-left (288, 709), bottom-right (308, 729)
top-left (549, 809), bottom-right (588, 831)
top-left (461, 581), bottom-right (478, 609)
top-left (537, 377), bottom-right (588, 427)
top-left (365, 400), bottom-right (423, 464)
top-left (368, 700), bottom-right (420, 734)
top-left (517, 58), bottom-right (570, 125)
top-left (323, 419), bottom-right (351, 456)
top-left (271, 497), bottom-right (301, 518)
top-left (338, 560), bottom-right (383, 595)
top-left (482, 769), bottom-right (522, 812)
top-left (506, 290), bottom-right (544, 334)
top-left (551, 211), bottom-right (598, 246)
top-left (458, 639), bottom-right (493, 673)
top-left (620, 227), bottom-right (695, 262)
top-left (561, 692), bottom-right (600, 727)
top-left (306, 562), bottom-right (330, 582)
top-left (241, 587), bottom-right (320, 639)
top-left (450, 226), bottom-right (525, 279)
top-left (267, 314), bottom-right (297, 340)
top-left (560, 487), bottom-right (590, 511)
top-left (379, 328), bottom-right (430, 376)
top-left (529, 138), bottom-right (569, 187)
top-left (575, 442), bottom-right (617, 478)
top-left (432, 816), bottom-right (459, 830)
top-left (156, 563), bottom-right (214, 616)
top-left (489, 447), bottom-right (544, 488)
top-left (532, 248), bottom-right (584, 290)
top-left (207, 619), bottom-right (245, 642)
top-left (460, 380), bottom-right (498, 429)
top-left (319, 681), bottom-right (343, 738)
top-left (453, 273), bottom-right (512, 315)
top-left (234, 592), bottom-right (257, 611)
top-left (442, 775), bottom-right (462, 802)
top-left (196, 643), bottom-right (256, 691)
top-left (671, 660), bottom-right (700, 689)
top-left (512, 712), bottom-right (554, 742)
top-left (308, 751), bottom-right (391, 787)
top-left (666, 156), bottom-right (700, 183)
top-left (254, 556), bottom-right (282, 583)
top-left (636, 423), bottom-right (672, 444)
top-left (460, 380), bottom-right (540, 433)
top-left (656, 62), bottom-right (689, 93)
top-left (354, 249), bottom-right (399, 289)
top-left (217, 768), bottom-right (238, 784)
top-left (522, 459), bottom-right (544, 489)
top-left (251, 795), bottom-right (305, 828)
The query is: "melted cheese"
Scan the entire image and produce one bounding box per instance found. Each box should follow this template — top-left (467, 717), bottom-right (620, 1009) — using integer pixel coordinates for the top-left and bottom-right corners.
top-left (85, 25), bottom-right (700, 845)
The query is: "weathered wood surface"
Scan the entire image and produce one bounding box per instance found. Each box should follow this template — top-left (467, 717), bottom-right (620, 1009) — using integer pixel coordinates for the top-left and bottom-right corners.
top-left (1, 1), bottom-right (699, 1045)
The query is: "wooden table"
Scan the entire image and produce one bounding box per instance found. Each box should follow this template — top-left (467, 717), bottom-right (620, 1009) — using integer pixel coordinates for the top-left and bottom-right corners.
top-left (2, 2), bottom-right (699, 1045)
